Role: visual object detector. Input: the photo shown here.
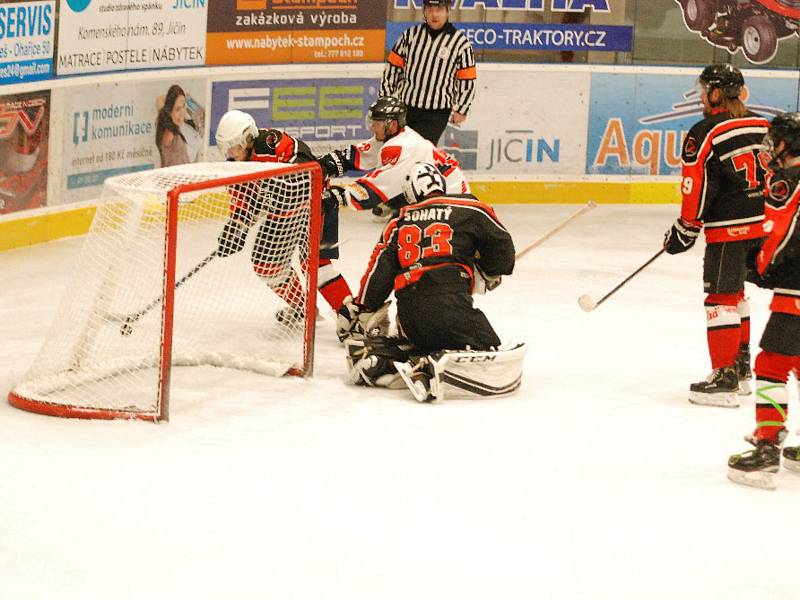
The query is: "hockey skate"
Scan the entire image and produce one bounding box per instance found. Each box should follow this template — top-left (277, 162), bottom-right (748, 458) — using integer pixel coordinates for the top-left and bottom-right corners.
top-left (275, 306), bottom-right (303, 324)
top-left (394, 358), bottom-right (437, 403)
top-left (735, 347), bottom-right (752, 396)
top-left (727, 438), bottom-right (781, 490)
top-left (272, 306), bottom-right (304, 337)
top-left (782, 446), bottom-right (800, 474)
top-left (689, 366), bottom-right (739, 408)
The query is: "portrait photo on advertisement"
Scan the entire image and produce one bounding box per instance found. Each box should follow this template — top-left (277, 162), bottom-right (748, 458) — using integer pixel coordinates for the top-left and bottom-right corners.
top-left (155, 83), bottom-right (206, 167)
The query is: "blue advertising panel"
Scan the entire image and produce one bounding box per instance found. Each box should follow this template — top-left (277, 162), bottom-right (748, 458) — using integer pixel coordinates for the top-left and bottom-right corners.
top-left (586, 72), bottom-right (800, 176)
top-left (210, 78), bottom-right (379, 148)
top-left (386, 21), bottom-right (632, 52)
top-left (0, 1), bottom-right (55, 84)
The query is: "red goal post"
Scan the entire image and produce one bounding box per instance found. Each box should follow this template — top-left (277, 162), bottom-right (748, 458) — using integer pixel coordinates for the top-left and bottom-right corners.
top-left (9, 161), bottom-right (323, 422)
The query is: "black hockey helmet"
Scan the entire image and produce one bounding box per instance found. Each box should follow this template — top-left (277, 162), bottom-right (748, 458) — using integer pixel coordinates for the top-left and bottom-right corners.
top-left (764, 112), bottom-right (800, 168)
top-left (698, 63), bottom-right (744, 99)
top-left (367, 96), bottom-right (407, 129)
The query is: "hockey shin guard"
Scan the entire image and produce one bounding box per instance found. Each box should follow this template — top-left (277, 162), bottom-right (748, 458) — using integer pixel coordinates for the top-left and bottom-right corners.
top-left (753, 351), bottom-right (792, 443)
top-left (737, 294), bottom-right (750, 353)
top-left (318, 258), bottom-right (353, 312)
top-left (705, 294), bottom-right (741, 369)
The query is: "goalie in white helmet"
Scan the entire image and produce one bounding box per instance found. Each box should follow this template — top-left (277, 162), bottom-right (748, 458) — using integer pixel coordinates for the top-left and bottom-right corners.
top-left (338, 162), bottom-right (525, 402)
top-left (214, 109), bottom-right (354, 330)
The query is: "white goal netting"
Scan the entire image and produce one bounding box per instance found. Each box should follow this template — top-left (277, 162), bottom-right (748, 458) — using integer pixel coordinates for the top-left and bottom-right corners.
top-left (9, 161), bottom-right (322, 421)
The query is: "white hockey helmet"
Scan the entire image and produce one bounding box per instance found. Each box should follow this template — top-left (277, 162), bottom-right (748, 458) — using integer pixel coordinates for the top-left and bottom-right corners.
top-left (215, 110), bottom-right (258, 159)
top-left (402, 162), bottom-right (446, 204)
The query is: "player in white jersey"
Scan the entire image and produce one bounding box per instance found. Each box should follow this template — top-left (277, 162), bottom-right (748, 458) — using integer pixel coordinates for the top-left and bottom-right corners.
top-left (317, 96), bottom-right (469, 216)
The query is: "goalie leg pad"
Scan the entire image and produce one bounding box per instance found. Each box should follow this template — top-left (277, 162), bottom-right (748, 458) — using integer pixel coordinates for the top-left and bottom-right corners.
top-left (428, 343), bottom-right (527, 402)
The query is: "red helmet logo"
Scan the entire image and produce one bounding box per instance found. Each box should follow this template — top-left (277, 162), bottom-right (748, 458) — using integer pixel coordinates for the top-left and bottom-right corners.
top-left (769, 179), bottom-right (790, 202)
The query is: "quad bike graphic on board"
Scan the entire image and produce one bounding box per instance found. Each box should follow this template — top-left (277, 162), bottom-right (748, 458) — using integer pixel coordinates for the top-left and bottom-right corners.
top-left (676, 0), bottom-right (800, 64)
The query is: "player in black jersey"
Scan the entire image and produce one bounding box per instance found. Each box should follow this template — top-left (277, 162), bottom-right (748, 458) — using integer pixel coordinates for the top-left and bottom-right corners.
top-left (338, 162), bottom-right (524, 403)
top-left (727, 112), bottom-right (800, 489)
top-left (662, 64), bottom-right (770, 408)
top-left (214, 109), bottom-right (353, 327)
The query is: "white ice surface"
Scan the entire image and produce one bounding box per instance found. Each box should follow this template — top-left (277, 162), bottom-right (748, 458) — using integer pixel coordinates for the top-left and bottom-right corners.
top-left (2, 205), bottom-right (799, 600)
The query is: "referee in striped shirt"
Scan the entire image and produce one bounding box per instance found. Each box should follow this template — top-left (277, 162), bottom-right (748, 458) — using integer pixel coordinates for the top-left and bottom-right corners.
top-left (380, 0), bottom-right (476, 145)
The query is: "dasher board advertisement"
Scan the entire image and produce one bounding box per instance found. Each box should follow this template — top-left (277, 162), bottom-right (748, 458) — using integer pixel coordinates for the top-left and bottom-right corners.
top-left (586, 71), bottom-right (800, 177)
top-left (210, 77), bottom-right (378, 157)
top-left (389, 0), bottom-right (630, 53)
top-left (57, 0), bottom-right (207, 76)
top-left (0, 1), bottom-right (55, 84)
top-left (386, 21), bottom-right (632, 53)
top-left (675, 0), bottom-right (800, 65)
top-left (60, 78), bottom-right (207, 205)
top-left (0, 89), bottom-right (50, 214)
top-left (440, 69), bottom-right (589, 175)
top-left (206, 0), bottom-right (386, 65)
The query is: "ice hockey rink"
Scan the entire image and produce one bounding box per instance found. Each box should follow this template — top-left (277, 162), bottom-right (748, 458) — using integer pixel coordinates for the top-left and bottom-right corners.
top-left (2, 204), bottom-right (799, 600)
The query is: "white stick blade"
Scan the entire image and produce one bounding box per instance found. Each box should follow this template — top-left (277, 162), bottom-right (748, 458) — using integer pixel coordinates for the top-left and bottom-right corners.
top-left (577, 294), bottom-right (596, 312)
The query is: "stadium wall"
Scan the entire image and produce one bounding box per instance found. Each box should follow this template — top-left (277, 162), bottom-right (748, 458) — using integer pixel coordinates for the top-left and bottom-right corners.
top-left (1, 63), bottom-right (799, 251)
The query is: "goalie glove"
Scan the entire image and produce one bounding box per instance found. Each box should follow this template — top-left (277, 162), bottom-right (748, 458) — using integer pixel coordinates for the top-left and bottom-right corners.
top-left (473, 264), bottom-right (502, 295)
top-left (318, 151), bottom-right (345, 179)
top-left (663, 218), bottom-right (700, 255)
top-left (336, 297), bottom-right (390, 342)
top-left (322, 185), bottom-right (347, 214)
top-left (217, 219), bottom-right (248, 257)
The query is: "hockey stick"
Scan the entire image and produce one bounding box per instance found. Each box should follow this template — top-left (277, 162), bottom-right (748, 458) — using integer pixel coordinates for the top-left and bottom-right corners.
top-left (515, 200), bottom-right (597, 260)
top-left (578, 248), bottom-right (666, 312)
top-left (119, 250), bottom-right (218, 335)
top-left (320, 237), bottom-right (350, 251)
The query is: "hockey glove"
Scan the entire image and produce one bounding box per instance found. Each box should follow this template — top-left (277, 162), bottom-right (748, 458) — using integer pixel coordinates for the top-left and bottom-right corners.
top-left (663, 218), bottom-right (700, 255)
top-left (318, 151), bottom-right (345, 179)
top-left (217, 219), bottom-right (248, 257)
top-left (473, 264), bottom-right (502, 295)
top-left (336, 297), bottom-right (391, 342)
top-left (322, 186), bottom-right (347, 214)
top-left (336, 296), bottom-right (360, 342)
top-left (371, 203), bottom-right (400, 221)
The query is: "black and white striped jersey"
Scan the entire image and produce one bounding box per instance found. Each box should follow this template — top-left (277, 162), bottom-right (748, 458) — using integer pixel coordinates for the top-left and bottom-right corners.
top-left (380, 23), bottom-right (476, 115)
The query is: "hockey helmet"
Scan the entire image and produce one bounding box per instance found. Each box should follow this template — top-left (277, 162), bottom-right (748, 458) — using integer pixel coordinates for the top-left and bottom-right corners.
top-left (367, 96), bottom-right (407, 129)
top-left (402, 162), bottom-right (446, 204)
top-left (764, 112), bottom-right (800, 169)
top-left (216, 110), bottom-right (258, 159)
top-left (697, 63), bottom-right (744, 99)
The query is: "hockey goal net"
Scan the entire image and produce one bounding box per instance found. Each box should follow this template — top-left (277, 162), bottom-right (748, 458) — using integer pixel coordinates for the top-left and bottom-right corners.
top-left (9, 161), bottom-right (322, 421)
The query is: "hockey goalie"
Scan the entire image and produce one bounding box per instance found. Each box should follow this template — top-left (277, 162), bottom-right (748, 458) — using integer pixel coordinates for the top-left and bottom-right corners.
top-left (337, 162), bottom-right (525, 402)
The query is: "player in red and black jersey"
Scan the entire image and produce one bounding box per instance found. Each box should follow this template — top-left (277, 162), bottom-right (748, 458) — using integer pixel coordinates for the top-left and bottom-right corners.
top-left (728, 112), bottom-right (800, 488)
top-left (352, 162), bottom-right (514, 354)
top-left (334, 162), bottom-right (519, 402)
top-left (214, 110), bottom-right (353, 326)
top-left (663, 64), bottom-right (770, 408)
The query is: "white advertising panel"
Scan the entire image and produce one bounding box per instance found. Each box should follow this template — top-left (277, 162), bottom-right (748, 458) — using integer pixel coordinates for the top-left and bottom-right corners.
top-left (57, 0), bottom-right (207, 76)
top-left (60, 77), bottom-right (207, 205)
top-left (442, 69), bottom-right (590, 175)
